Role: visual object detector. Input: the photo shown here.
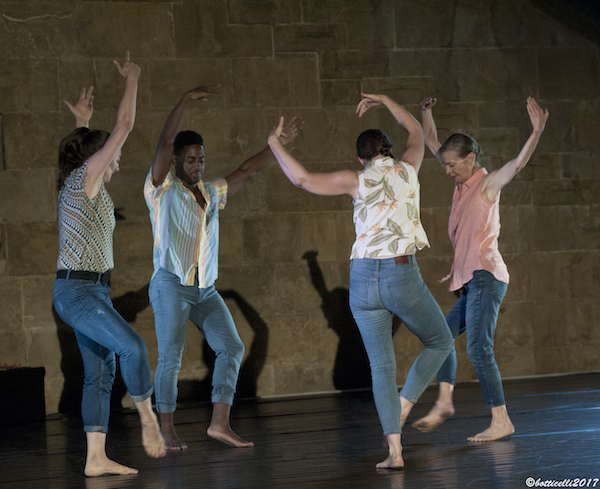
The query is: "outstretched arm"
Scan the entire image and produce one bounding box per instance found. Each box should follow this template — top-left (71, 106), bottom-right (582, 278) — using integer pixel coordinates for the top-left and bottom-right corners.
top-left (64, 86), bottom-right (94, 128)
top-left (151, 85), bottom-right (220, 187)
top-left (482, 97), bottom-right (549, 203)
top-left (86, 51), bottom-right (140, 199)
top-left (225, 116), bottom-right (304, 198)
top-left (419, 97), bottom-right (444, 167)
top-left (356, 93), bottom-right (425, 174)
top-left (268, 117), bottom-right (358, 198)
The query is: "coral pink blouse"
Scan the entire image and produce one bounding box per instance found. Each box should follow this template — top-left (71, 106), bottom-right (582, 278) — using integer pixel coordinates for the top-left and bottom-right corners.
top-left (443, 168), bottom-right (509, 292)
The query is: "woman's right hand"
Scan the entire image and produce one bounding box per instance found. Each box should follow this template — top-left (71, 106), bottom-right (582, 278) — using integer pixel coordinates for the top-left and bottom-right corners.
top-left (420, 97), bottom-right (437, 111)
top-left (186, 85), bottom-right (221, 102)
top-left (113, 50), bottom-right (140, 80)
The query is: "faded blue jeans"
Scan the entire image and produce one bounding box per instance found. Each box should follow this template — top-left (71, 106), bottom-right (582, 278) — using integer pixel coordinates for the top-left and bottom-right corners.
top-left (149, 268), bottom-right (244, 413)
top-left (349, 256), bottom-right (453, 436)
top-left (53, 278), bottom-right (153, 433)
top-left (437, 270), bottom-right (508, 408)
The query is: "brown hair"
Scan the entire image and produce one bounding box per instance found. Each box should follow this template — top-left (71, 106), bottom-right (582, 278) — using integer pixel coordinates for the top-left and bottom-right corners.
top-left (57, 127), bottom-right (110, 191)
top-left (439, 133), bottom-right (483, 165)
top-left (356, 129), bottom-right (394, 161)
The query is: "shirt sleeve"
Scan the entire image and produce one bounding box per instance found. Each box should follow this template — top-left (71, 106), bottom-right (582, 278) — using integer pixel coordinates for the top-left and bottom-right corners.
top-left (144, 169), bottom-right (173, 203)
top-left (208, 178), bottom-right (228, 210)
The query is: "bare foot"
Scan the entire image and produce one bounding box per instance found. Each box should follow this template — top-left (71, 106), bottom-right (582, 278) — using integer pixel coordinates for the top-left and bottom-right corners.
top-left (376, 453), bottom-right (404, 470)
top-left (160, 425), bottom-right (188, 450)
top-left (142, 419), bottom-right (167, 458)
top-left (207, 425), bottom-right (254, 448)
top-left (84, 454), bottom-right (138, 477)
top-left (467, 421), bottom-right (514, 442)
top-left (412, 403), bottom-right (455, 433)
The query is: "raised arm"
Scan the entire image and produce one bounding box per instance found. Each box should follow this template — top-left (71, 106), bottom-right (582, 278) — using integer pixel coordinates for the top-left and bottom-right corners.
top-left (356, 93), bottom-right (425, 174)
top-left (64, 86), bottom-right (94, 128)
top-left (268, 117), bottom-right (358, 198)
top-left (86, 51), bottom-right (140, 199)
top-left (482, 97), bottom-right (549, 204)
top-left (151, 85), bottom-right (220, 187)
top-left (225, 116), bottom-right (304, 198)
top-left (419, 97), bottom-right (444, 167)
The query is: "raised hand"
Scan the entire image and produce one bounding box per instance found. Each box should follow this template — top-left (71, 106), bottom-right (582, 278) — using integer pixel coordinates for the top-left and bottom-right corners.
top-left (186, 85), bottom-right (221, 102)
top-left (268, 116), bottom-right (286, 145)
top-left (526, 97), bottom-right (549, 133)
top-left (279, 115), bottom-right (304, 145)
top-left (356, 93), bottom-right (387, 118)
top-left (420, 97), bottom-right (437, 111)
top-left (64, 86), bottom-right (94, 128)
top-left (113, 50), bottom-right (141, 80)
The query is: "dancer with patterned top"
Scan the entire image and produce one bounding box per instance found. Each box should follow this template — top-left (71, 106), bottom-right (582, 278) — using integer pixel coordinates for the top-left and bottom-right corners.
top-left (53, 52), bottom-right (165, 477)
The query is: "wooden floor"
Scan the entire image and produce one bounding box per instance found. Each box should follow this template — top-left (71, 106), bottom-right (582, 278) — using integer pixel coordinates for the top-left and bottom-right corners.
top-left (1, 373), bottom-right (600, 488)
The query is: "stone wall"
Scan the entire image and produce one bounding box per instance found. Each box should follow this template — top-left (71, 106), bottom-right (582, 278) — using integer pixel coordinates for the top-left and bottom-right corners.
top-left (0, 0), bottom-right (598, 414)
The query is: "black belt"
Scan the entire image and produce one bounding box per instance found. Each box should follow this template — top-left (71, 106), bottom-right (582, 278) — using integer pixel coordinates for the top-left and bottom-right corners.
top-left (56, 269), bottom-right (111, 286)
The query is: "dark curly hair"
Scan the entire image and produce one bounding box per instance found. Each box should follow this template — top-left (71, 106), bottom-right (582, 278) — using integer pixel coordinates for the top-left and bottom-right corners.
top-left (57, 127), bottom-right (110, 191)
top-left (356, 129), bottom-right (394, 162)
top-left (174, 130), bottom-right (204, 157)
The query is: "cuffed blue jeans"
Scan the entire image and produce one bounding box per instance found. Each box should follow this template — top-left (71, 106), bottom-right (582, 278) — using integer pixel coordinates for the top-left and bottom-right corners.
top-left (437, 269), bottom-right (508, 408)
top-left (53, 278), bottom-right (153, 433)
top-left (149, 268), bottom-right (244, 413)
top-left (349, 256), bottom-right (453, 436)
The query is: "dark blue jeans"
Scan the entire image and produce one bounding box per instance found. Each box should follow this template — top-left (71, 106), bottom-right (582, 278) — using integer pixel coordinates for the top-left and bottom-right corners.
top-left (53, 278), bottom-right (153, 432)
top-left (437, 270), bottom-right (508, 408)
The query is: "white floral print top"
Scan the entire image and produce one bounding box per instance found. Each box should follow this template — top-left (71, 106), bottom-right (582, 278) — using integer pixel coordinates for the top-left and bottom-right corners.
top-left (350, 156), bottom-right (430, 259)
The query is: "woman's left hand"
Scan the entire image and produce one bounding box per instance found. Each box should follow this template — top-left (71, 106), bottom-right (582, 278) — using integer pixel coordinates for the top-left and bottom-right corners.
top-left (356, 93), bottom-right (387, 118)
top-left (527, 97), bottom-right (549, 133)
top-left (64, 86), bottom-right (94, 128)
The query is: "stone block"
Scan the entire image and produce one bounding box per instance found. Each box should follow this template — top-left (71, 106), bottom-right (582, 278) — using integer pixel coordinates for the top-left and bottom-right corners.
top-left (44, 376), bottom-right (63, 416)
top-left (530, 300), bottom-right (567, 348)
top-left (27, 328), bottom-right (61, 379)
top-left (518, 205), bottom-right (572, 252)
top-left (274, 263), bottom-right (323, 315)
top-left (144, 59), bottom-right (232, 110)
top-left (228, 0), bottom-right (302, 24)
top-left (499, 180), bottom-right (533, 206)
top-left (320, 80), bottom-right (362, 108)
top-left (271, 362), bottom-right (334, 395)
top-left (320, 50), bottom-right (390, 80)
top-left (495, 301), bottom-right (534, 351)
top-left (564, 298), bottom-right (600, 346)
top-left (538, 46), bottom-right (599, 101)
top-left (525, 153), bottom-right (563, 181)
top-left (216, 264), bottom-right (277, 316)
top-left (232, 56), bottom-right (319, 109)
top-left (2, 113), bottom-right (74, 170)
top-left (556, 252), bottom-right (600, 300)
top-left (22, 276), bottom-right (56, 331)
top-left (274, 24), bottom-right (345, 53)
top-left (242, 214), bottom-right (303, 264)
top-left (299, 213), bottom-right (355, 263)
top-left (118, 111), bottom-right (164, 170)
top-left (362, 77), bottom-right (435, 107)
top-left (219, 218), bottom-right (244, 266)
top-left (7, 221), bottom-right (58, 276)
top-left (0, 331), bottom-right (26, 365)
top-left (534, 347), bottom-right (567, 375)
top-left (0, 60), bottom-right (58, 112)
top-left (0, 223), bottom-right (7, 276)
top-left (419, 163), bottom-right (455, 209)
top-left (174, 0), bottom-right (272, 58)
top-left (303, 0), bottom-right (394, 50)
top-left (0, 277), bottom-right (22, 333)
top-left (73, 3), bottom-right (174, 59)
top-left (0, 3), bottom-right (77, 59)
top-left (496, 345), bottom-right (535, 378)
top-left (561, 152), bottom-right (600, 180)
top-left (497, 205), bottom-right (519, 255)
top-left (415, 255), bottom-right (455, 310)
top-left (106, 167), bottom-right (153, 222)
top-left (533, 178), bottom-right (600, 206)
top-left (417, 208), bottom-right (453, 257)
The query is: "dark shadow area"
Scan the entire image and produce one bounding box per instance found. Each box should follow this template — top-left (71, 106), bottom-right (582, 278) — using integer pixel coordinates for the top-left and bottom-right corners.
top-left (302, 251), bottom-right (373, 391)
top-left (54, 283), bottom-right (151, 415)
top-left (178, 289), bottom-right (269, 403)
top-left (527, 0), bottom-right (600, 44)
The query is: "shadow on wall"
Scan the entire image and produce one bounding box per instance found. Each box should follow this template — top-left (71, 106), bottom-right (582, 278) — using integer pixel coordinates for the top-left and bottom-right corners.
top-left (178, 289), bottom-right (269, 402)
top-left (54, 283), bottom-right (151, 415)
top-left (302, 250), bottom-right (375, 391)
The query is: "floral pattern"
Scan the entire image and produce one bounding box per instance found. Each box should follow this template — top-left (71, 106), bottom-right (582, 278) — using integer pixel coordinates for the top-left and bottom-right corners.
top-left (351, 157), bottom-right (429, 259)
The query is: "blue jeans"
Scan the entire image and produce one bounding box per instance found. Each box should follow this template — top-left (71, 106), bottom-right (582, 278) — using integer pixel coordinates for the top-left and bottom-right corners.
top-left (437, 270), bottom-right (508, 408)
top-left (349, 256), bottom-right (453, 436)
top-left (149, 268), bottom-right (245, 412)
top-left (53, 278), bottom-right (153, 433)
